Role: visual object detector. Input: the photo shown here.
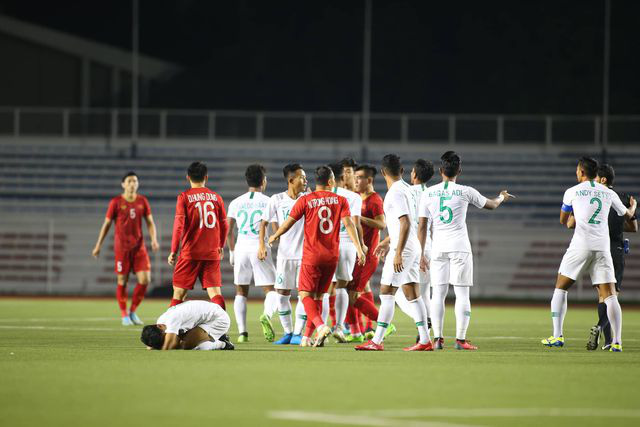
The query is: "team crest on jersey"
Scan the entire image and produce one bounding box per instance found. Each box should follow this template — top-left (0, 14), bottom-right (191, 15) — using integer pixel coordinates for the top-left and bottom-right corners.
top-left (120, 204), bottom-right (127, 210)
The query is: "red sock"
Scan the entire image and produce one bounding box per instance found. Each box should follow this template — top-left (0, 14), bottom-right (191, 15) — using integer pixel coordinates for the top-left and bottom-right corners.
top-left (304, 320), bottom-right (317, 338)
top-left (363, 291), bottom-right (375, 329)
top-left (169, 298), bottom-right (183, 307)
top-left (347, 305), bottom-right (362, 335)
top-left (116, 284), bottom-right (128, 316)
top-left (211, 295), bottom-right (226, 310)
top-left (354, 294), bottom-right (379, 322)
top-left (329, 294), bottom-right (337, 327)
top-left (129, 283), bottom-right (147, 313)
top-left (302, 296), bottom-right (324, 329)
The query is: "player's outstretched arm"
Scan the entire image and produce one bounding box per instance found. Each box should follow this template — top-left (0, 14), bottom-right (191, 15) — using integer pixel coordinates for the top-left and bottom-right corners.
top-left (92, 218), bottom-right (112, 258)
top-left (268, 217), bottom-right (297, 246)
top-left (360, 214), bottom-right (386, 230)
top-left (342, 217), bottom-right (366, 266)
top-left (144, 214), bottom-right (160, 251)
top-left (483, 190), bottom-right (515, 210)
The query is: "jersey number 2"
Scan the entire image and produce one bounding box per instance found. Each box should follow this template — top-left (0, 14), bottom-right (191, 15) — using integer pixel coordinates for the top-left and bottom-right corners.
top-left (195, 201), bottom-right (217, 229)
top-left (588, 197), bottom-right (602, 224)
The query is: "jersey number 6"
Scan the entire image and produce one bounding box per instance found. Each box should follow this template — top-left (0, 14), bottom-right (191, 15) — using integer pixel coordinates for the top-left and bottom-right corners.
top-left (195, 201), bottom-right (217, 229)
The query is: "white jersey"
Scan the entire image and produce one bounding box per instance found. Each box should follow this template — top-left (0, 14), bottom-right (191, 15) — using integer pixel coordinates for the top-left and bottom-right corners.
top-left (263, 191), bottom-right (306, 260)
top-left (156, 301), bottom-right (226, 336)
top-left (384, 179), bottom-right (421, 254)
top-left (333, 186), bottom-right (362, 244)
top-left (418, 180), bottom-right (487, 253)
top-left (412, 183), bottom-right (432, 251)
top-left (562, 180), bottom-right (627, 252)
top-left (227, 191), bottom-right (270, 251)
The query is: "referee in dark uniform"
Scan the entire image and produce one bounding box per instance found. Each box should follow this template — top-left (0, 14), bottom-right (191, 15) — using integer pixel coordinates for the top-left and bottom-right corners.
top-left (587, 164), bottom-right (637, 350)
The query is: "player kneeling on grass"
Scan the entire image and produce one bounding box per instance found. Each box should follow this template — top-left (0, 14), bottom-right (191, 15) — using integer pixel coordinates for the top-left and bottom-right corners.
top-left (141, 300), bottom-right (234, 350)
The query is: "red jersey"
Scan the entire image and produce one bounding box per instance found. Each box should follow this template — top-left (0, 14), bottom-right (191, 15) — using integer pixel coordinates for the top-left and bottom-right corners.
top-left (106, 195), bottom-right (151, 251)
top-left (171, 187), bottom-right (228, 261)
top-left (360, 192), bottom-right (384, 254)
top-left (289, 190), bottom-right (350, 265)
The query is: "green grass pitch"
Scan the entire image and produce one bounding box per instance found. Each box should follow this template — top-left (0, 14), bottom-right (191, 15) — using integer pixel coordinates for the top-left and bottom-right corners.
top-left (1, 298), bottom-right (639, 427)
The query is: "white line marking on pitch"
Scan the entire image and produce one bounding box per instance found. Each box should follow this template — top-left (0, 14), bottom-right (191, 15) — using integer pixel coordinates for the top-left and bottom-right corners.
top-left (0, 325), bottom-right (140, 332)
top-left (268, 411), bottom-right (474, 427)
top-left (362, 408), bottom-right (640, 418)
top-left (0, 317), bottom-right (133, 322)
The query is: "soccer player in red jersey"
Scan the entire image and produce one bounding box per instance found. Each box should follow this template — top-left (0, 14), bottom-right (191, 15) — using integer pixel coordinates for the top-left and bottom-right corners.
top-left (168, 162), bottom-right (228, 310)
top-left (268, 166), bottom-right (366, 347)
top-left (345, 164), bottom-right (386, 343)
top-left (92, 172), bottom-right (159, 326)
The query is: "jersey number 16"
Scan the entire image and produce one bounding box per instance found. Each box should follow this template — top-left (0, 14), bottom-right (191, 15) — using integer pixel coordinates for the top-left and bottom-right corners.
top-left (195, 201), bottom-right (217, 229)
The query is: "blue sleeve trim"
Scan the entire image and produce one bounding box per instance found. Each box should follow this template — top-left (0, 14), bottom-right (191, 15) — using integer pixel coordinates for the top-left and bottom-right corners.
top-left (561, 204), bottom-right (573, 213)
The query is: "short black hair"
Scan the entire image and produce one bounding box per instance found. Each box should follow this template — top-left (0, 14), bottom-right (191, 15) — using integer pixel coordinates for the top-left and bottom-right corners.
top-left (413, 159), bottom-right (435, 183)
top-left (356, 164), bottom-right (377, 178)
top-left (141, 325), bottom-right (164, 349)
top-left (245, 164), bottom-right (266, 187)
top-left (329, 162), bottom-right (344, 182)
top-left (340, 157), bottom-right (357, 169)
top-left (315, 165), bottom-right (334, 186)
top-left (187, 162), bottom-right (207, 183)
top-left (122, 171), bottom-right (137, 182)
top-left (282, 163), bottom-right (303, 179)
top-left (440, 151), bottom-right (461, 178)
top-left (597, 163), bottom-right (615, 186)
top-left (578, 156), bottom-right (599, 180)
top-left (381, 154), bottom-right (402, 176)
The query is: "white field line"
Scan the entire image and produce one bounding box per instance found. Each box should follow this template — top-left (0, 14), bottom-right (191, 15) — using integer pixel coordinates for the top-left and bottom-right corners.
top-left (361, 408), bottom-right (640, 418)
top-left (0, 317), bottom-right (132, 322)
top-left (0, 325), bottom-right (140, 332)
top-left (267, 411), bottom-right (474, 427)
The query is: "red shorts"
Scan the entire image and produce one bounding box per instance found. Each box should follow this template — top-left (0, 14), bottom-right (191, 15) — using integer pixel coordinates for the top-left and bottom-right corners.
top-left (172, 257), bottom-right (221, 290)
top-left (299, 262), bottom-right (337, 294)
top-left (349, 256), bottom-right (378, 292)
top-left (114, 246), bottom-right (150, 275)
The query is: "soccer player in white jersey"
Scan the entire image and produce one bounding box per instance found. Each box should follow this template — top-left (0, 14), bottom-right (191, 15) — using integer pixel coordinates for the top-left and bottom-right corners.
top-left (395, 159), bottom-right (435, 338)
top-left (356, 154), bottom-right (432, 351)
top-left (328, 162), bottom-right (365, 343)
top-left (258, 163), bottom-right (308, 345)
top-left (140, 301), bottom-right (233, 350)
top-left (419, 151), bottom-right (513, 350)
top-left (542, 157), bottom-right (636, 352)
top-left (227, 164), bottom-right (278, 343)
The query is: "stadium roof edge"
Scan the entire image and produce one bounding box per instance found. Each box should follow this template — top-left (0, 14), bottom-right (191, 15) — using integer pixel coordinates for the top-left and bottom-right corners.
top-left (0, 13), bottom-right (181, 80)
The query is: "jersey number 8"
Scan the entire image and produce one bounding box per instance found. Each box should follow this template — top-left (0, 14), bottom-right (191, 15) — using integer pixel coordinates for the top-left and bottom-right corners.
top-left (318, 206), bottom-right (334, 234)
top-left (195, 201), bottom-right (217, 229)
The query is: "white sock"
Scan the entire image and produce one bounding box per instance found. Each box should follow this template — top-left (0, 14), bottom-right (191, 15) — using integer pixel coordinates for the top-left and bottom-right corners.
top-left (604, 294), bottom-right (622, 345)
top-left (420, 281), bottom-right (431, 321)
top-left (394, 286), bottom-right (413, 319)
top-left (550, 288), bottom-right (568, 337)
top-left (277, 294), bottom-right (293, 334)
top-left (234, 295), bottom-right (247, 334)
top-left (372, 294), bottom-right (395, 344)
top-left (431, 284), bottom-right (448, 338)
top-left (193, 340), bottom-right (225, 350)
top-left (321, 293), bottom-right (330, 324)
top-left (409, 296), bottom-right (430, 344)
top-left (453, 286), bottom-right (471, 340)
top-left (293, 296), bottom-right (306, 335)
top-left (263, 290), bottom-right (278, 317)
top-left (335, 288), bottom-right (349, 328)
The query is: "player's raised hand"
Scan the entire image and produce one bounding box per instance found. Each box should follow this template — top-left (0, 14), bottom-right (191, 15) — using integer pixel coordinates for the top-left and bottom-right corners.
top-left (393, 251), bottom-right (404, 273)
top-left (420, 254), bottom-right (429, 272)
top-left (167, 252), bottom-right (177, 266)
top-left (500, 190), bottom-right (516, 201)
top-left (151, 239), bottom-right (160, 252)
top-left (91, 245), bottom-right (101, 259)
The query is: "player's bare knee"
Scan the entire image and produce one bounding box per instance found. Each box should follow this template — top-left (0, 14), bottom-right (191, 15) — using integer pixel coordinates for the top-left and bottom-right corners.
top-left (276, 289), bottom-right (291, 296)
top-left (172, 287), bottom-right (187, 300)
top-left (555, 274), bottom-right (574, 290)
top-left (235, 285), bottom-right (249, 297)
top-left (262, 285), bottom-right (275, 294)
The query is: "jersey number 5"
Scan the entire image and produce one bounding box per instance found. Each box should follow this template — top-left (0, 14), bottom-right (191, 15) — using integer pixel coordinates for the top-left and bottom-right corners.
top-left (439, 195), bottom-right (453, 224)
top-left (195, 201), bottom-right (217, 229)
top-left (318, 206), bottom-right (334, 234)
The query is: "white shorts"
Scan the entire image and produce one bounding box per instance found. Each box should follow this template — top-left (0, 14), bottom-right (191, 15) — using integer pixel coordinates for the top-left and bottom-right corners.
top-left (430, 251), bottom-right (473, 287)
top-left (197, 310), bottom-right (231, 340)
top-left (233, 249), bottom-right (276, 286)
top-left (275, 258), bottom-right (302, 290)
top-left (558, 249), bottom-right (616, 285)
top-left (419, 250), bottom-right (431, 286)
top-left (333, 242), bottom-right (357, 282)
top-left (380, 248), bottom-right (420, 287)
